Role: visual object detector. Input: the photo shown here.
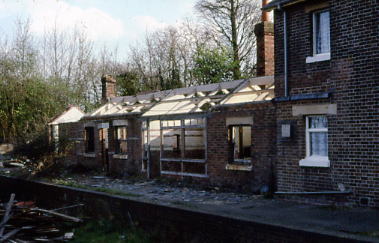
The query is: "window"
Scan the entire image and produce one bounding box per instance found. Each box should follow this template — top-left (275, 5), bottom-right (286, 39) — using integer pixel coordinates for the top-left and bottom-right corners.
top-left (84, 127), bottom-right (95, 153)
top-left (300, 116), bottom-right (330, 167)
top-left (306, 9), bottom-right (330, 63)
top-left (160, 118), bottom-right (207, 177)
top-left (314, 10), bottom-right (330, 54)
top-left (228, 125), bottom-right (252, 163)
top-left (115, 126), bottom-right (127, 155)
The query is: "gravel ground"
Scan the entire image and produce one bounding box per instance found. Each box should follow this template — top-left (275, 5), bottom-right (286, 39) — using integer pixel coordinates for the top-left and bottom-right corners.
top-left (66, 175), bottom-right (262, 206)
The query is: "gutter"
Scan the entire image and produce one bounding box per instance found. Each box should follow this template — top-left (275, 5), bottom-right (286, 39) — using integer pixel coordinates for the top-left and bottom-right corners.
top-left (263, 0), bottom-right (307, 11)
top-left (81, 112), bottom-right (142, 120)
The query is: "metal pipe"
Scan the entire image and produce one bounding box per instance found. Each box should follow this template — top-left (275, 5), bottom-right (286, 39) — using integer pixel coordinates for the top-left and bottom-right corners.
top-left (283, 10), bottom-right (289, 97)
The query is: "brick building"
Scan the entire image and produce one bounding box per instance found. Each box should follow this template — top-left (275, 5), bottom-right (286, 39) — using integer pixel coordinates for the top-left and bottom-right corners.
top-left (51, 0), bottom-right (378, 206)
top-left (264, 0), bottom-right (378, 206)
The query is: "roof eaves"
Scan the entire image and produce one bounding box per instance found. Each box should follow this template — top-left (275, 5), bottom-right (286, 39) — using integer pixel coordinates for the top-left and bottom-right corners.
top-left (263, 0), bottom-right (306, 11)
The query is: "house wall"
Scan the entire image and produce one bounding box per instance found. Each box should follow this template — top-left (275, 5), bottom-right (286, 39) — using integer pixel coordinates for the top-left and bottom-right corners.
top-left (59, 117), bottom-right (142, 176)
top-left (108, 117), bottom-right (142, 176)
top-left (274, 0), bottom-right (379, 206)
top-left (207, 102), bottom-right (276, 192)
top-left (58, 122), bottom-right (84, 166)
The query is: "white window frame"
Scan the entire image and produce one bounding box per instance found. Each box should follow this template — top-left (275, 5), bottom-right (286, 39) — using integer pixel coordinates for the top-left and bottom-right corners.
top-left (306, 9), bottom-right (331, 63)
top-left (299, 116), bottom-right (330, 167)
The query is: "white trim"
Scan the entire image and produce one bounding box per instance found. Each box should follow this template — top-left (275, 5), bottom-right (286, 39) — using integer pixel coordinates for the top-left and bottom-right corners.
top-left (84, 122), bottom-right (95, 128)
top-left (113, 120), bottom-right (128, 126)
top-left (161, 170), bottom-right (208, 178)
top-left (97, 122), bottom-right (109, 129)
top-left (83, 153), bottom-right (96, 158)
top-left (308, 9), bottom-right (330, 64)
top-left (226, 116), bottom-right (253, 126)
top-left (292, 104), bottom-right (337, 116)
top-left (306, 53), bottom-right (330, 63)
top-left (302, 116), bottom-right (329, 167)
top-left (300, 155), bottom-right (330, 167)
top-left (113, 154), bottom-right (128, 160)
top-left (225, 164), bottom-right (252, 171)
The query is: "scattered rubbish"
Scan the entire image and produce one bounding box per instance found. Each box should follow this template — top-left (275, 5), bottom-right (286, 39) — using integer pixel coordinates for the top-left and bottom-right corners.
top-left (64, 232), bottom-right (74, 240)
top-left (0, 194), bottom-right (82, 242)
top-left (1, 159), bottom-right (28, 168)
top-left (92, 176), bottom-right (107, 179)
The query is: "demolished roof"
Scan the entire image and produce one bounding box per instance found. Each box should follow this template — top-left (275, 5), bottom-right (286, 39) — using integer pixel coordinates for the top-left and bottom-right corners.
top-left (86, 76), bottom-right (274, 119)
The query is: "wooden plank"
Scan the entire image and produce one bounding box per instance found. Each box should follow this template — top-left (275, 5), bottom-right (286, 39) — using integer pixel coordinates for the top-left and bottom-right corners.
top-left (0, 193), bottom-right (15, 237)
top-left (30, 208), bottom-right (82, 223)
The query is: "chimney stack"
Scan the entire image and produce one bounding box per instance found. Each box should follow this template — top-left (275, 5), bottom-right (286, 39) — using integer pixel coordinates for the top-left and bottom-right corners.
top-left (101, 74), bottom-right (116, 103)
top-left (254, 0), bottom-right (274, 77)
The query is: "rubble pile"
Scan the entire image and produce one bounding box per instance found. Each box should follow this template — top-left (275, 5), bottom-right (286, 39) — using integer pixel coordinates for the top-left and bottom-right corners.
top-left (0, 194), bottom-right (81, 242)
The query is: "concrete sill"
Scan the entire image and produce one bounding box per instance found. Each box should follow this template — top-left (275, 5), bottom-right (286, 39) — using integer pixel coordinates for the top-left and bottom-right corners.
top-left (113, 154), bottom-right (128, 160)
top-left (299, 156), bottom-right (330, 168)
top-left (83, 153), bottom-right (96, 158)
top-left (306, 53), bottom-right (330, 63)
top-left (225, 164), bottom-right (252, 171)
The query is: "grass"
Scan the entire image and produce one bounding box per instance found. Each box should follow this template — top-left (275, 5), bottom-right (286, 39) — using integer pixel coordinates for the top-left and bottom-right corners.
top-left (357, 230), bottom-right (379, 238)
top-left (52, 179), bottom-right (141, 198)
top-left (70, 220), bottom-right (151, 243)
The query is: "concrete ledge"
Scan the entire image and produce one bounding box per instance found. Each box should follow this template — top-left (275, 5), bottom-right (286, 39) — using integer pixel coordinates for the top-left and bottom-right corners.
top-left (225, 164), bottom-right (252, 171)
top-left (0, 176), bottom-right (376, 243)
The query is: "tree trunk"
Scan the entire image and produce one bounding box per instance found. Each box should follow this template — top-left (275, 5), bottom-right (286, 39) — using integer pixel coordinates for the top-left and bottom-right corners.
top-left (230, 0), bottom-right (241, 80)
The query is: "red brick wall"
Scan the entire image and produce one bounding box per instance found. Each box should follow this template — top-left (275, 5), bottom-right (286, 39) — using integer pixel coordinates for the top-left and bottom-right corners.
top-left (274, 0), bottom-right (379, 206)
top-left (59, 117), bottom-right (143, 176)
top-left (207, 102), bottom-right (276, 192)
top-left (255, 21), bottom-right (275, 76)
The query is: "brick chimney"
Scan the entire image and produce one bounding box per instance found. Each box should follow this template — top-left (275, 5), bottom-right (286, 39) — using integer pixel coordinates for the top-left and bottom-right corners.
top-left (101, 74), bottom-right (116, 103)
top-left (254, 0), bottom-right (274, 76)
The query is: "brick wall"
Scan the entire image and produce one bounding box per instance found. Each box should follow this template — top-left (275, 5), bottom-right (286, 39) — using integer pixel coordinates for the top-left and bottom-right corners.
top-left (58, 122), bottom-right (83, 166)
top-left (207, 102), bottom-right (276, 192)
top-left (255, 21), bottom-right (275, 76)
top-left (59, 117), bottom-right (142, 176)
top-left (274, 0), bottom-right (379, 206)
top-left (108, 117), bottom-right (142, 176)
top-left (101, 75), bottom-right (116, 103)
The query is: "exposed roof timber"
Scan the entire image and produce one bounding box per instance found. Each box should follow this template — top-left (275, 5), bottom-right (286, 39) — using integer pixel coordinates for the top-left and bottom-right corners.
top-left (263, 0), bottom-right (307, 11)
top-left (87, 76), bottom-right (274, 118)
top-left (220, 89), bottom-right (274, 105)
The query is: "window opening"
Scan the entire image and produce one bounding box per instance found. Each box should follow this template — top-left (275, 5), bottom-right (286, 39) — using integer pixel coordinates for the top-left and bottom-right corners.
top-left (115, 126), bottom-right (127, 155)
top-left (228, 125), bottom-right (252, 163)
top-left (84, 127), bottom-right (95, 153)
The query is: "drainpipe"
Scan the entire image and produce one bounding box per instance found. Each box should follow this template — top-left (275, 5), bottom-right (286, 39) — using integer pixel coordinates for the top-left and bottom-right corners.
top-left (283, 8), bottom-right (289, 97)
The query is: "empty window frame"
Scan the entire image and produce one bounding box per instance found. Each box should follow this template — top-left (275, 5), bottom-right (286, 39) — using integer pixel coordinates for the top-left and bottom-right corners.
top-left (114, 126), bottom-right (127, 155)
top-left (313, 9), bottom-right (330, 55)
top-left (161, 118), bottom-right (205, 160)
top-left (228, 125), bottom-right (252, 163)
top-left (84, 127), bottom-right (95, 153)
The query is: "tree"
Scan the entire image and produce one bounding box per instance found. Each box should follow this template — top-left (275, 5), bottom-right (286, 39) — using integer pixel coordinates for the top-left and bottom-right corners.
top-left (116, 69), bottom-right (141, 96)
top-left (195, 0), bottom-right (260, 79)
top-left (192, 46), bottom-right (234, 84)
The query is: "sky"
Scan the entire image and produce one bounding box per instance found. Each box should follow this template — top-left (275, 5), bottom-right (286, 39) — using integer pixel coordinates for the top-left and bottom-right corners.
top-left (0, 0), bottom-right (198, 59)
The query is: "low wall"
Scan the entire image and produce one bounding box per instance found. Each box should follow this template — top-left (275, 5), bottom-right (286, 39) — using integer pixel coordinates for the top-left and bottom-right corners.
top-left (0, 176), bottom-right (373, 243)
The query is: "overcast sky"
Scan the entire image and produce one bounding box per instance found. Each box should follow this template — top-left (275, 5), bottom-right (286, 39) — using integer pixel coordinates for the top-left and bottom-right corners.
top-left (0, 0), bottom-right (198, 58)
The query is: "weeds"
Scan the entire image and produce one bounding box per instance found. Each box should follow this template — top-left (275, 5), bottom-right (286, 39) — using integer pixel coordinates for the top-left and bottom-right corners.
top-left (71, 220), bottom-right (151, 243)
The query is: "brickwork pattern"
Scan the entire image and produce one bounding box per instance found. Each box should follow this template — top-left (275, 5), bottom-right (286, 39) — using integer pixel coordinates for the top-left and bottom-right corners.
top-left (274, 0), bottom-right (379, 206)
top-left (207, 102), bottom-right (276, 192)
